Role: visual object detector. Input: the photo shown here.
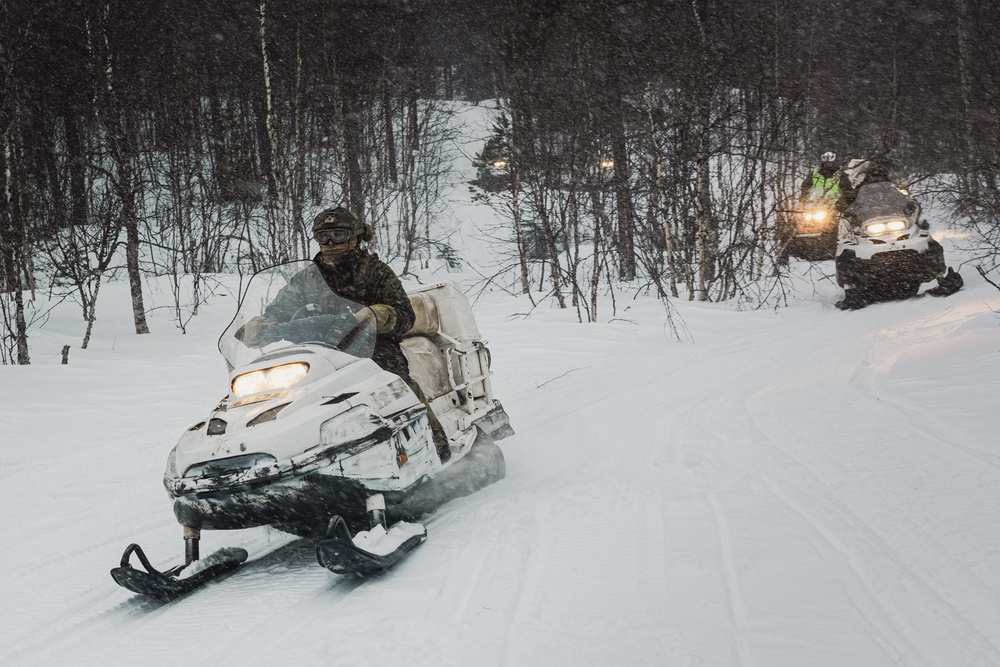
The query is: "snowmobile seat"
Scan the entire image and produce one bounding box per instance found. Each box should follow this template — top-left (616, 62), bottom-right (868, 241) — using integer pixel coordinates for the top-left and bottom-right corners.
top-left (399, 282), bottom-right (513, 444)
top-left (404, 292), bottom-right (440, 337)
top-left (401, 336), bottom-right (453, 399)
top-left (402, 291), bottom-right (451, 399)
top-left (400, 283), bottom-right (498, 438)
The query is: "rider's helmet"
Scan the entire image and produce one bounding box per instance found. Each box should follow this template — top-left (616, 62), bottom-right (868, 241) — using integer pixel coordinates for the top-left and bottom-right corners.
top-left (820, 151), bottom-right (836, 165)
top-left (312, 206), bottom-right (374, 243)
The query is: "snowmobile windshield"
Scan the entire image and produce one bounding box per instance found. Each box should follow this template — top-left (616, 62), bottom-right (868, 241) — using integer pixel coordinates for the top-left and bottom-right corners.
top-left (219, 260), bottom-right (376, 370)
top-left (846, 181), bottom-right (916, 224)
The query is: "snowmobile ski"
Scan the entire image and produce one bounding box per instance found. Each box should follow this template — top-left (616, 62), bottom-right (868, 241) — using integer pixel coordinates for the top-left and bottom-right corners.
top-left (316, 516), bottom-right (427, 577)
top-left (111, 543), bottom-right (248, 601)
top-left (926, 267), bottom-right (964, 297)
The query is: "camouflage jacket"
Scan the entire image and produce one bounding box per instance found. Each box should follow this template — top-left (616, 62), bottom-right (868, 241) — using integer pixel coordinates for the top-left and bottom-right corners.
top-left (264, 250), bottom-right (415, 377)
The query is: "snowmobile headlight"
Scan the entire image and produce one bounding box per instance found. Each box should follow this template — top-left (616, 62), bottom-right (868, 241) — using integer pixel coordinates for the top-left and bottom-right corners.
top-left (491, 160), bottom-right (508, 170)
top-left (320, 406), bottom-right (387, 445)
top-left (864, 219), bottom-right (907, 236)
top-left (599, 159), bottom-right (615, 170)
top-left (804, 210), bottom-right (828, 222)
top-left (231, 362), bottom-right (309, 397)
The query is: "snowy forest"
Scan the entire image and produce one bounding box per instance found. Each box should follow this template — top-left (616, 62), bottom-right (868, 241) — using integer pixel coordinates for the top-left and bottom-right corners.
top-left (2, 0), bottom-right (999, 365)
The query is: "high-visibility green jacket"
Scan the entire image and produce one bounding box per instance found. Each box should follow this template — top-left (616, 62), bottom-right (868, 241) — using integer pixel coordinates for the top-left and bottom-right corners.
top-left (800, 167), bottom-right (855, 210)
top-left (811, 170), bottom-right (842, 200)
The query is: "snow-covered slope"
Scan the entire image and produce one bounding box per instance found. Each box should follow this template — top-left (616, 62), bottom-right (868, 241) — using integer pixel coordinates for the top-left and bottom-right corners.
top-left (3, 102), bottom-right (999, 665)
top-left (2, 243), bottom-right (999, 665)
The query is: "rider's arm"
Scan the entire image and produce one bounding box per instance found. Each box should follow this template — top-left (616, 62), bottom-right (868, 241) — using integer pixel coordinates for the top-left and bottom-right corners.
top-left (835, 173), bottom-right (857, 212)
top-left (800, 173), bottom-right (814, 200)
top-left (366, 261), bottom-right (416, 336)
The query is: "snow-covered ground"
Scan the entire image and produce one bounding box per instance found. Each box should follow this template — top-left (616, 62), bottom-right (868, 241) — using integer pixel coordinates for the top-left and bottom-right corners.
top-left (3, 241), bottom-right (999, 666)
top-left (3, 105), bottom-right (1000, 664)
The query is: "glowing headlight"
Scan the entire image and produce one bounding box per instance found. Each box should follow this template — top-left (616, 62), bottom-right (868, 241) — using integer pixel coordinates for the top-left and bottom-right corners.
top-left (231, 362), bottom-right (309, 397)
top-left (599, 159), bottom-right (615, 170)
top-left (865, 219), bottom-right (907, 235)
top-left (492, 160), bottom-right (508, 170)
top-left (805, 210), bottom-right (828, 222)
top-left (320, 405), bottom-right (386, 445)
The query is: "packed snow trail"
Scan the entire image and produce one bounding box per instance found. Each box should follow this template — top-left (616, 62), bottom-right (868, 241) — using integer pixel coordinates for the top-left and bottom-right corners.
top-left (2, 264), bottom-right (1000, 666)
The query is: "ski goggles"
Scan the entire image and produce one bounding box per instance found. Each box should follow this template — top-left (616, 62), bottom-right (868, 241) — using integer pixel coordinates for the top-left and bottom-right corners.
top-left (314, 228), bottom-right (355, 245)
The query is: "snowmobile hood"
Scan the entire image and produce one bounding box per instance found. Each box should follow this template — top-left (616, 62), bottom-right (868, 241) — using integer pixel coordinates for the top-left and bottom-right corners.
top-left (845, 181), bottom-right (917, 223)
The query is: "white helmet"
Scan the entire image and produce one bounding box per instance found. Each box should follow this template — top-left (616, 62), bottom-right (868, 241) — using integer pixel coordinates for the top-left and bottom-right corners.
top-left (820, 151), bottom-right (836, 163)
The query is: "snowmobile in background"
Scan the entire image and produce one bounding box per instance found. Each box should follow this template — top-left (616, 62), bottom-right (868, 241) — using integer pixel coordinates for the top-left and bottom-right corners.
top-left (471, 115), bottom-right (614, 195)
top-left (111, 261), bottom-right (513, 599)
top-left (781, 200), bottom-right (839, 261)
top-left (475, 158), bottom-right (512, 193)
top-left (835, 164), bottom-right (963, 310)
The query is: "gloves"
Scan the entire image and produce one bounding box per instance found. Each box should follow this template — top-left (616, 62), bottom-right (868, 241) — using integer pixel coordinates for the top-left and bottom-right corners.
top-left (356, 304), bottom-right (397, 335)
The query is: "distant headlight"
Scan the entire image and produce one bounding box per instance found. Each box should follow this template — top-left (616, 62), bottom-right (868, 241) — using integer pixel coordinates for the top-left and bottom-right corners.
top-left (232, 362), bottom-right (309, 397)
top-left (804, 210), bottom-right (828, 222)
top-left (864, 219), bottom-right (907, 235)
top-left (599, 159), bottom-right (615, 170)
top-left (491, 160), bottom-right (508, 170)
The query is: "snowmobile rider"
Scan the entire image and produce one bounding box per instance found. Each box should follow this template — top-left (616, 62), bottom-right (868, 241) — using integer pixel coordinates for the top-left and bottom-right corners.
top-left (243, 206), bottom-right (452, 461)
top-left (308, 206), bottom-right (450, 460)
top-left (800, 151), bottom-right (855, 213)
top-left (303, 206), bottom-right (414, 376)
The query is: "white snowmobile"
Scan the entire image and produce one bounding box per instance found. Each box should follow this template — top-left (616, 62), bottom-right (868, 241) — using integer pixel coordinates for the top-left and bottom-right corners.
top-left (111, 261), bottom-right (513, 599)
top-left (834, 165), bottom-right (962, 310)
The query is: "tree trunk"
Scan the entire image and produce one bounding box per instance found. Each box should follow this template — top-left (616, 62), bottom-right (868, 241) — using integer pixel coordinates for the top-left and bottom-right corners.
top-left (954, 0), bottom-right (976, 168)
top-left (89, 1), bottom-right (149, 334)
top-left (611, 101), bottom-right (635, 281)
top-left (64, 112), bottom-right (88, 226)
top-left (589, 192), bottom-right (603, 320)
top-left (292, 17), bottom-right (307, 258)
top-left (508, 103), bottom-right (532, 295)
top-left (344, 96), bottom-right (366, 217)
top-left (258, 0), bottom-right (291, 262)
top-left (535, 189), bottom-right (567, 308)
top-left (695, 116), bottom-right (715, 302)
top-left (121, 155), bottom-right (148, 333)
top-left (2, 121), bottom-right (31, 364)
